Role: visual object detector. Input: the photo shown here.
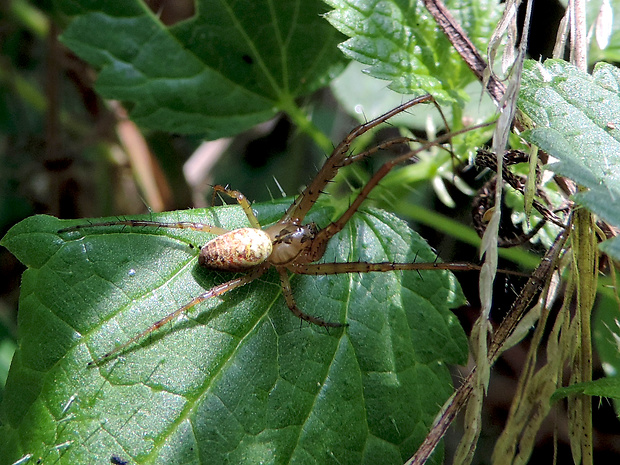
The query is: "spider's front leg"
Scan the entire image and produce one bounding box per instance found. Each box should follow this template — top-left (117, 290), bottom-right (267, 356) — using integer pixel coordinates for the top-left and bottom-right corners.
top-left (282, 94), bottom-right (441, 226)
top-left (305, 122), bottom-right (489, 260)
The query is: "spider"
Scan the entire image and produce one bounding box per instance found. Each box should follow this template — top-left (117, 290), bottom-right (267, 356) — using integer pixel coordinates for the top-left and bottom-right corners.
top-left (59, 95), bottom-right (496, 366)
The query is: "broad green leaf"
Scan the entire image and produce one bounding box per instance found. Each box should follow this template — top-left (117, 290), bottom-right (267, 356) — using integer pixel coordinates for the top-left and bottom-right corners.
top-left (56, 0), bottom-right (346, 138)
top-left (519, 59), bottom-right (620, 259)
top-left (0, 200), bottom-right (467, 465)
top-left (324, 0), bottom-right (502, 104)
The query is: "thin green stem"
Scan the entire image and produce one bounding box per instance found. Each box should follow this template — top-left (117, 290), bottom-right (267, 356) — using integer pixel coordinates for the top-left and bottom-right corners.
top-left (10, 0), bottom-right (49, 38)
top-left (279, 97), bottom-right (332, 154)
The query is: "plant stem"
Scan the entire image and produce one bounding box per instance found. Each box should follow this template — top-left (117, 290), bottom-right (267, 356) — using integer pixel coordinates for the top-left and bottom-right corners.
top-left (279, 97), bottom-right (332, 154)
top-left (422, 0), bottom-right (505, 105)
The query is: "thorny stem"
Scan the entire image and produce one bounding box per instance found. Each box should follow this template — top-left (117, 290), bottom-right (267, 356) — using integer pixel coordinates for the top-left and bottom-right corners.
top-left (571, 0), bottom-right (588, 71)
top-left (283, 95), bottom-right (438, 225)
top-left (406, 227), bottom-right (568, 465)
top-left (572, 204), bottom-right (596, 464)
top-left (422, 0), bottom-right (506, 105)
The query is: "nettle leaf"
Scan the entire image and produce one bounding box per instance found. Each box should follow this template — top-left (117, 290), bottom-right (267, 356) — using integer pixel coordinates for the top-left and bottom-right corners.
top-left (324, 0), bottom-right (502, 104)
top-left (519, 59), bottom-right (620, 259)
top-left (551, 377), bottom-right (620, 404)
top-left (0, 201), bottom-right (466, 465)
top-left (57, 0), bottom-right (346, 138)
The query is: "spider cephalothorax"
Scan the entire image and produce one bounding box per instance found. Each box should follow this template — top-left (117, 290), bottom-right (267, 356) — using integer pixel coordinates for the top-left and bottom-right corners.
top-left (265, 221), bottom-right (319, 266)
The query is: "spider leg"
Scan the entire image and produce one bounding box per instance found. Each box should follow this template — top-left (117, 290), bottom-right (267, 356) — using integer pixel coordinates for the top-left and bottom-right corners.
top-left (60, 185), bottom-right (262, 236)
top-left (276, 268), bottom-right (345, 328)
top-left (88, 264), bottom-right (269, 366)
top-left (338, 136), bottom-right (416, 167)
top-left (211, 185), bottom-right (261, 229)
top-left (306, 123), bottom-right (492, 262)
top-left (283, 95), bottom-right (441, 225)
top-left (58, 219), bottom-right (230, 235)
top-left (344, 132), bottom-right (459, 168)
top-left (289, 262), bottom-right (531, 278)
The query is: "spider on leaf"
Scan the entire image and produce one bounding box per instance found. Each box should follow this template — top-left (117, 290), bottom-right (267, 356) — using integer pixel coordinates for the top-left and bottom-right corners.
top-left (58, 95), bottom-right (504, 367)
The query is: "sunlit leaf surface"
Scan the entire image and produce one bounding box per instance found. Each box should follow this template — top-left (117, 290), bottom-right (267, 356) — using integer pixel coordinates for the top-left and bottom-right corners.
top-left (519, 59), bottom-right (620, 259)
top-left (1, 200), bottom-right (467, 464)
top-left (324, 0), bottom-right (502, 103)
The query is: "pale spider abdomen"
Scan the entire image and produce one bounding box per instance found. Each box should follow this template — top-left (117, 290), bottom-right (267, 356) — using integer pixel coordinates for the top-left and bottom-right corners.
top-left (199, 228), bottom-right (272, 272)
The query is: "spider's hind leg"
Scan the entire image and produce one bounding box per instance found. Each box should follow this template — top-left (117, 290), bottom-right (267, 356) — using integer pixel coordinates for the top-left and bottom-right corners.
top-left (88, 265), bottom-right (268, 366)
top-left (276, 268), bottom-right (346, 328)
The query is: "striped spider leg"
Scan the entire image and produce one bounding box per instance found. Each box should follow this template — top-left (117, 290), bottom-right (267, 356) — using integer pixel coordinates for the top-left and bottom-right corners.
top-left (62, 95), bottom-right (488, 366)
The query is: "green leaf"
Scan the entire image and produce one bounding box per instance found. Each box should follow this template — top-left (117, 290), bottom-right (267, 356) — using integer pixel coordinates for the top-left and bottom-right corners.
top-left (0, 201), bottom-right (467, 465)
top-left (519, 59), bottom-right (620, 259)
top-left (324, 0), bottom-right (502, 104)
top-left (56, 0), bottom-right (346, 138)
top-left (551, 377), bottom-right (620, 404)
